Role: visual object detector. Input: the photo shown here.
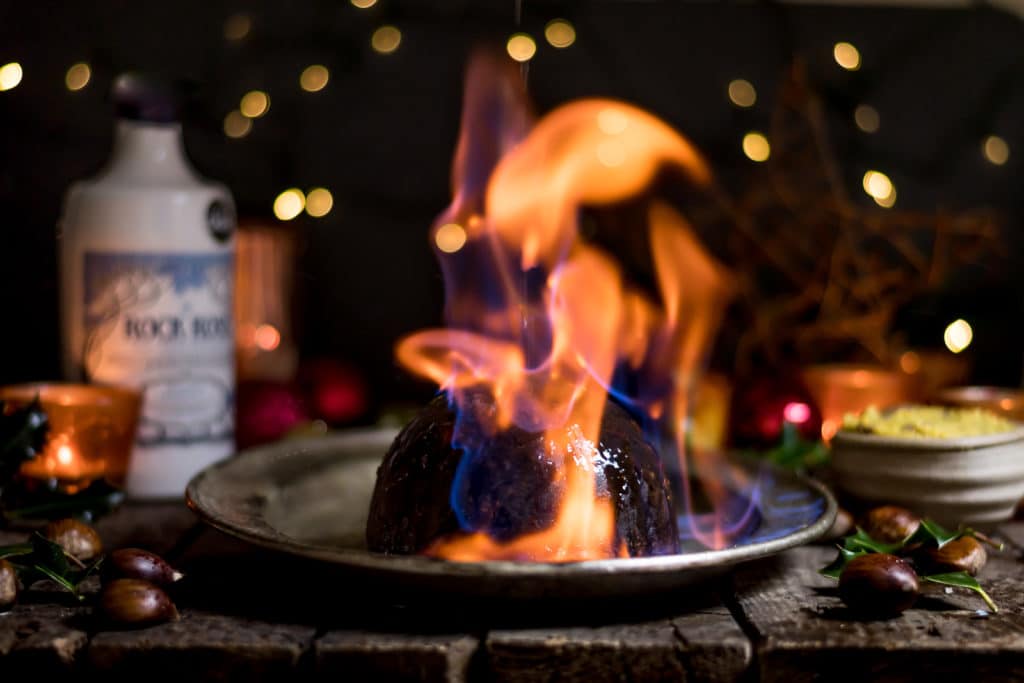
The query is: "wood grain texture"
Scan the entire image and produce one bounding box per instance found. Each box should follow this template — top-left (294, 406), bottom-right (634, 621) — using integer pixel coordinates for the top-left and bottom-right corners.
top-left (732, 543), bottom-right (1024, 683)
top-left (0, 602), bottom-right (89, 675)
top-left (486, 601), bottom-right (750, 683)
top-left (315, 631), bottom-right (478, 682)
top-left (88, 610), bottom-right (316, 681)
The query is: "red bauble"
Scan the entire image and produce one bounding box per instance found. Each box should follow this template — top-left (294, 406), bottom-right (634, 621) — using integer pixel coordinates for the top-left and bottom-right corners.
top-left (298, 358), bottom-right (368, 424)
top-left (729, 372), bottom-right (822, 449)
top-left (236, 380), bottom-right (309, 449)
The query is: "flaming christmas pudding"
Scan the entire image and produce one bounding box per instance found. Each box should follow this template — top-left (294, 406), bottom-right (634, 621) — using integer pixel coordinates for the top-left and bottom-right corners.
top-left (367, 52), bottom-right (740, 562)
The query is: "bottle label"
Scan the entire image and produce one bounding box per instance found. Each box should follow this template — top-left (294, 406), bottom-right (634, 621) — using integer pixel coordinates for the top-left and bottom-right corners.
top-left (83, 251), bottom-right (234, 447)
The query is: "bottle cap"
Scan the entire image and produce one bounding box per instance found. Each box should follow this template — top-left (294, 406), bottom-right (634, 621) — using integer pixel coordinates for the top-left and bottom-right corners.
top-left (112, 73), bottom-right (183, 124)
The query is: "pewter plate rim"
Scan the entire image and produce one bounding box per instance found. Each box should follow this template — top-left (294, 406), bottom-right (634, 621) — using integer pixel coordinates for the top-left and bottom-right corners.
top-left (186, 428), bottom-right (836, 583)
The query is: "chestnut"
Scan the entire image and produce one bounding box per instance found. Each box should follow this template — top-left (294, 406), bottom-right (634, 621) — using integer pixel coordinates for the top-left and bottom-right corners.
top-left (920, 536), bottom-right (987, 576)
top-left (0, 559), bottom-right (17, 610)
top-left (839, 553), bottom-right (919, 616)
top-left (45, 518), bottom-right (102, 561)
top-left (100, 578), bottom-right (179, 626)
top-left (103, 548), bottom-right (183, 587)
top-left (824, 508), bottom-right (854, 541)
top-left (861, 506), bottom-right (920, 544)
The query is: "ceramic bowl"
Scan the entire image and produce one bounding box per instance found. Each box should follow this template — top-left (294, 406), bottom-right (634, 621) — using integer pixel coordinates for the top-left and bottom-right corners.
top-left (936, 386), bottom-right (1024, 422)
top-left (831, 423), bottom-right (1024, 526)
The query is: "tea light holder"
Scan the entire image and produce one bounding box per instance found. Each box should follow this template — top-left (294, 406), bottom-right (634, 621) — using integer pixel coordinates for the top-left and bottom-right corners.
top-left (0, 383), bottom-right (141, 494)
top-left (802, 364), bottom-right (919, 442)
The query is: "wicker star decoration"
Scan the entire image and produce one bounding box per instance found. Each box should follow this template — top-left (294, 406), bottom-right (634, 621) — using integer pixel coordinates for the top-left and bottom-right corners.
top-left (721, 61), bottom-right (1000, 375)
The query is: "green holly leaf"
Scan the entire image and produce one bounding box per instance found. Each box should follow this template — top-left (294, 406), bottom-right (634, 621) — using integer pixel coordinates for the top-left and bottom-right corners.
top-left (820, 546), bottom-right (865, 579)
top-left (922, 572), bottom-right (998, 613)
top-left (0, 532), bottom-right (102, 601)
top-left (30, 532), bottom-right (69, 577)
top-left (0, 542), bottom-right (32, 559)
top-left (907, 519), bottom-right (963, 548)
top-left (0, 398), bottom-right (49, 485)
top-left (843, 528), bottom-right (904, 554)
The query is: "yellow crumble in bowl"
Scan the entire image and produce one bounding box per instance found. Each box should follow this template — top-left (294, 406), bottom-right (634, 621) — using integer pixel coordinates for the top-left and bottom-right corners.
top-left (841, 405), bottom-right (1014, 439)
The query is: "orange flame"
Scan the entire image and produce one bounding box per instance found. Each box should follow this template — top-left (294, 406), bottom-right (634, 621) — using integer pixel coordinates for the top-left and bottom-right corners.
top-left (396, 51), bottom-right (731, 562)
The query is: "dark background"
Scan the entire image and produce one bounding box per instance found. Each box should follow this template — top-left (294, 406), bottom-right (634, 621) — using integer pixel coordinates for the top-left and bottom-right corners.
top-left (2, 0), bottom-right (1023, 411)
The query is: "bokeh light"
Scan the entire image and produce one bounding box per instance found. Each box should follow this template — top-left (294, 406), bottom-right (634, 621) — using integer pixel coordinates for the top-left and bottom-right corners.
top-left (223, 110), bottom-right (252, 138)
top-left (742, 132), bottom-right (770, 162)
top-left (254, 324), bottom-right (281, 351)
top-left (224, 13), bottom-right (252, 41)
top-left (862, 170), bottom-right (896, 207)
top-left (300, 65), bottom-right (329, 92)
top-left (727, 79), bottom-right (756, 108)
top-left (833, 42), bottom-right (861, 70)
top-left (544, 20), bottom-right (576, 48)
top-left (273, 189), bottom-right (306, 221)
top-left (506, 33), bottom-right (537, 62)
top-left (305, 188), bottom-right (334, 217)
top-left (65, 63), bottom-right (91, 91)
top-left (351, 0), bottom-right (377, 7)
top-left (899, 351), bottom-right (921, 374)
top-left (372, 26), bottom-right (402, 54)
top-left (982, 135), bottom-right (1010, 166)
top-left (783, 402), bottom-right (811, 424)
top-left (944, 319), bottom-right (973, 354)
top-left (435, 223), bottom-right (467, 253)
top-left (854, 104), bottom-right (880, 133)
top-left (240, 90), bottom-right (270, 118)
top-left (0, 62), bottom-right (23, 91)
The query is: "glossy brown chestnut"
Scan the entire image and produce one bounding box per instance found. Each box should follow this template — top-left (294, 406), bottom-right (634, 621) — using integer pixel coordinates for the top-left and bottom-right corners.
top-left (861, 506), bottom-right (921, 544)
top-left (103, 548), bottom-right (183, 587)
top-left (45, 518), bottom-right (102, 561)
top-left (839, 553), bottom-right (919, 616)
top-left (0, 559), bottom-right (16, 610)
top-left (100, 579), bottom-right (179, 626)
top-left (920, 536), bottom-right (988, 576)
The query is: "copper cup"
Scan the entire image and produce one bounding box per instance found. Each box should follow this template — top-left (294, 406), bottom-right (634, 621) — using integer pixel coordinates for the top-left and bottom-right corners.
top-left (935, 386), bottom-right (1024, 422)
top-left (802, 364), bottom-right (920, 442)
top-left (0, 383), bottom-right (141, 493)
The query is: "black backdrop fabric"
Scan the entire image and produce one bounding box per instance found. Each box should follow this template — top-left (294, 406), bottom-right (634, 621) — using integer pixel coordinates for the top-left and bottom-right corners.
top-left (1, 0), bottom-right (1022, 401)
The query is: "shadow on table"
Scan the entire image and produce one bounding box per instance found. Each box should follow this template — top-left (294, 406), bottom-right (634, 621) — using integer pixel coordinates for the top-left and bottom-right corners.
top-left (175, 528), bottom-right (732, 631)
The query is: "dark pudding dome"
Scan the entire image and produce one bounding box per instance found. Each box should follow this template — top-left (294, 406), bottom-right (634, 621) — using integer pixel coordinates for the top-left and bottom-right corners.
top-left (366, 393), bottom-right (680, 559)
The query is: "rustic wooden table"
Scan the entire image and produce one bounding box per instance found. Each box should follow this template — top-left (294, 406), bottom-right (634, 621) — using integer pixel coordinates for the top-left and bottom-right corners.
top-left (2, 503), bottom-right (1023, 681)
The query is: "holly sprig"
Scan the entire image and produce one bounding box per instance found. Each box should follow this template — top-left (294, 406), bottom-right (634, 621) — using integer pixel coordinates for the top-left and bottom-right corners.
top-left (0, 532), bottom-right (102, 600)
top-left (820, 520), bottom-right (1001, 612)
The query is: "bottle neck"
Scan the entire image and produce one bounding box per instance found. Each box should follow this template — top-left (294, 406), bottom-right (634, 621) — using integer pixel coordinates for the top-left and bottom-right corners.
top-left (108, 120), bottom-right (193, 180)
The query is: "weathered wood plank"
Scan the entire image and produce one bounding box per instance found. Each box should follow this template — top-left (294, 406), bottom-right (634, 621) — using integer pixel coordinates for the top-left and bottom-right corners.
top-left (315, 631), bottom-right (478, 682)
top-left (733, 542), bottom-right (1024, 683)
top-left (672, 605), bottom-right (754, 683)
top-left (0, 602), bottom-right (89, 674)
top-left (88, 611), bottom-right (316, 681)
top-left (486, 622), bottom-right (686, 683)
top-left (485, 597), bottom-right (750, 683)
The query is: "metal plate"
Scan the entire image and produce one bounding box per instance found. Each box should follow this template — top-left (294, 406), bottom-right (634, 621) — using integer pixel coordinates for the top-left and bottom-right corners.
top-left (186, 428), bottom-right (836, 599)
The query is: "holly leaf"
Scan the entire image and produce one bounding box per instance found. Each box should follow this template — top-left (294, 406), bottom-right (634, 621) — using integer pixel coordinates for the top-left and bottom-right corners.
top-left (820, 546), bottom-right (865, 579)
top-left (843, 528), bottom-right (904, 554)
top-left (922, 572), bottom-right (998, 613)
top-left (2, 480), bottom-right (125, 522)
top-left (760, 422), bottom-right (830, 470)
top-left (0, 398), bottom-right (49, 485)
top-left (30, 532), bottom-right (69, 577)
top-left (0, 542), bottom-right (32, 559)
top-left (29, 562), bottom-right (83, 600)
top-left (908, 519), bottom-right (963, 548)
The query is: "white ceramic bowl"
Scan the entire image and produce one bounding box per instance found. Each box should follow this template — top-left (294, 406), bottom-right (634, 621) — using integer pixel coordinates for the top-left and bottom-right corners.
top-left (831, 423), bottom-right (1024, 526)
